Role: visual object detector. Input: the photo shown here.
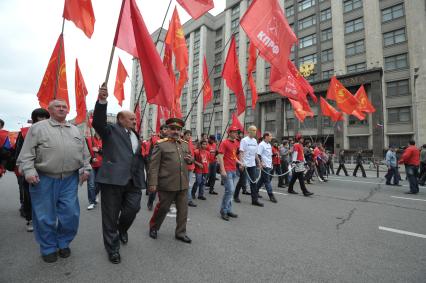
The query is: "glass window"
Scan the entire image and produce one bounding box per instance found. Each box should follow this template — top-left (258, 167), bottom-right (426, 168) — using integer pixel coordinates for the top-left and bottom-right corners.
top-left (347, 62), bottom-right (366, 73)
top-left (216, 28), bottom-right (223, 37)
top-left (349, 136), bottom-right (369, 149)
top-left (321, 49), bottom-right (333, 62)
top-left (346, 40), bottom-right (365, 56)
top-left (286, 6), bottom-right (295, 17)
top-left (299, 34), bottom-right (317, 49)
top-left (265, 120), bottom-right (276, 132)
top-left (348, 116), bottom-right (368, 126)
top-left (320, 8), bottom-right (331, 21)
top-left (298, 15), bottom-right (316, 30)
top-left (388, 135), bottom-right (413, 148)
top-left (231, 18), bottom-right (239, 30)
top-left (265, 101), bottom-right (276, 113)
top-left (191, 115), bottom-right (197, 123)
top-left (215, 111), bottom-right (222, 121)
top-left (345, 17), bottom-right (364, 34)
top-left (214, 77), bottom-right (221, 87)
top-left (215, 39), bottom-right (222, 49)
top-left (299, 53), bottom-right (317, 66)
top-left (386, 80), bottom-right (409, 97)
top-left (388, 107), bottom-right (411, 123)
top-left (287, 118), bottom-right (295, 130)
top-left (264, 66), bottom-right (271, 89)
top-left (383, 28), bottom-right (406, 47)
top-left (214, 65), bottom-right (222, 74)
top-left (321, 28), bottom-right (333, 41)
top-left (214, 90), bottom-right (221, 98)
top-left (231, 5), bottom-right (240, 16)
top-left (382, 4), bottom-right (404, 22)
top-left (214, 52), bottom-right (222, 64)
top-left (343, 0), bottom-right (362, 13)
top-left (384, 54), bottom-right (408, 71)
top-left (322, 69), bottom-right (334, 79)
top-left (304, 116), bottom-right (318, 128)
top-left (298, 0), bottom-right (316, 12)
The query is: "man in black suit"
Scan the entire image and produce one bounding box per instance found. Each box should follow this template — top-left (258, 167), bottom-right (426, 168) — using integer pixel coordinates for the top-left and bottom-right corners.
top-left (93, 86), bottom-right (146, 264)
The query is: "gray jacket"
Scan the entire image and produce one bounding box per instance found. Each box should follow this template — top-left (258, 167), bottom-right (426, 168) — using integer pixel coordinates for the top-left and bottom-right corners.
top-left (17, 118), bottom-right (91, 179)
top-left (386, 150), bottom-right (397, 167)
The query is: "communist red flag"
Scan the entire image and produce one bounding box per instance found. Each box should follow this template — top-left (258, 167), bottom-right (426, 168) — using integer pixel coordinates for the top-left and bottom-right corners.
top-left (320, 97), bottom-right (343, 122)
top-left (177, 0), bottom-right (214, 19)
top-left (163, 43), bottom-right (181, 118)
top-left (113, 0), bottom-right (173, 109)
top-left (37, 34), bottom-right (69, 109)
top-left (247, 42), bottom-right (258, 109)
top-left (288, 60), bottom-right (316, 103)
top-left (289, 98), bottom-right (313, 123)
top-left (74, 59), bottom-right (88, 125)
top-left (326, 76), bottom-right (359, 115)
top-left (270, 65), bottom-right (301, 101)
top-left (222, 36), bottom-right (246, 115)
top-left (202, 56), bottom-right (212, 109)
top-left (351, 110), bottom-right (366, 120)
top-left (231, 113), bottom-right (244, 132)
top-left (156, 105), bottom-right (170, 133)
top-left (114, 57), bottom-right (128, 107)
top-left (134, 103), bottom-right (141, 135)
top-left (63, 0), bottom-right (96, 38)
top-left (354, 85), bottom-right (375, 113)
top-left (241, 0), bottom-right (297, 80)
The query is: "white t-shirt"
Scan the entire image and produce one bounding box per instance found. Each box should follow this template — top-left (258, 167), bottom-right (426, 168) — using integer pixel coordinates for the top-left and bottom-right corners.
top-left (257, 141), bottom-right (272, 169)
top-left (239, 136), bottom-right (258, 167)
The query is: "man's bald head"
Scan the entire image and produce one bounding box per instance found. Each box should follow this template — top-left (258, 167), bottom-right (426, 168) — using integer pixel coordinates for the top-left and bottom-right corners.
top-left (117, 110), bottom-right (136, 130)
top-left (48, 99), bottom-right (68, 122)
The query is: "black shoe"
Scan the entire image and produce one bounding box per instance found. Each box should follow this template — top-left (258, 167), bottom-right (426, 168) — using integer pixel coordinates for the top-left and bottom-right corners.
top-left (385, 182), bottom-right (391, 185)
top-left (58, 248), bottom-right (71, 258)
top-left (306, 181), bottom-right (312, 184)
top-left (393, 184), bottom-right (402, 186)
top-left (221, 212), bottom-right (230, 221)
top-left (288, 190), bottom-right (298, 194)
top-left (269, 195), bottom-right (277, 203)
top-left (227, 212), bottom-right (238, 218)
top-left (149, 228), bottom-right (158, 239)
top-left (119, 231), bottom-right (128, 244)
top-left (188, 201), bottom-right (197, 207)
top-left (42, 252), bottom-right (58, 263)
top-left (278, 184), bottom-right (287, 188)
top-left (303, 192), bottom-right (314, 197)
top-left (258, 195), bottom-right (263, 199)
top-left (209, 190), bottom-right (218, 195)
top-left (175, 235), bottom-right (192, 244)
top-left (198, 196), bottom-right (206, 200)
top-left (109, 252), bottom-right (121, 264)
top-left (242, 191), bottom-right (251, 195)
top-left (404, 191), bottom-right (418, 194)
top-left (252, 201), bottom-right (264, 207)
top-left (147, 203), bottom-right (153, 211)
top-left (191, 194), bottom-right (196, 199)
top-left (234, 197), bottom-right (241, 203)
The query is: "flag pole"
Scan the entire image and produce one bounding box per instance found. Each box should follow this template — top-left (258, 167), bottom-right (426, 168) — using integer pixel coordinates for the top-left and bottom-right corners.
top-left (53, 18), bottom-right (66, 100)
top-left (323, 120), bottom-right (338, 145)
top-left (206, 95), bottom-right (219, 135)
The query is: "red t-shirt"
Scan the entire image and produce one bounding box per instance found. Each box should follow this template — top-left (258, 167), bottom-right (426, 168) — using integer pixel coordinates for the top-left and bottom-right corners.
top-left (313, 147), bottom-right (321, 161)
top-left (293, 143), bottom-right (305, 161)
top-left (272, 146), bottom-right (281, 165)
top-left (399, 145), bottom-right (420, 166)
top-left (86, 137), bottom-right (103, 168)
top-left (187, 139), bottom-right (195, 171)
top-left (218, 139), bottom-right (239, 172)
top-left (194, 149), bottom-right (209, 174)
top-left (207, 142), bottom-right (217, 163)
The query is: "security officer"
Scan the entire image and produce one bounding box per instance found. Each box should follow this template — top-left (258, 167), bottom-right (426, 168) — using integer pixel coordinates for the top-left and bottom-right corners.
top-left (148, 118), bottom-right (194, 243)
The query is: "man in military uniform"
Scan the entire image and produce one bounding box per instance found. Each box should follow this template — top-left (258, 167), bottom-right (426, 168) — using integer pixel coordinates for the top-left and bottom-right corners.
top-left (148, 118), bottom-right (194, 243)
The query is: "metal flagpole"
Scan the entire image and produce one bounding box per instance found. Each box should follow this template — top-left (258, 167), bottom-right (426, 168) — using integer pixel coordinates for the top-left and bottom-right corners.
top-left (53, 18), bottom-right (66, 99)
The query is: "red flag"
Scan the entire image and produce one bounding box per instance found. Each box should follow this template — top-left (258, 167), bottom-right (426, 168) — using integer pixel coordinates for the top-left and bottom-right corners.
top-left (177, 0), bottom-right (214, 19)
top-left (114, 57), bottom-right (128, 107)
top-left (37, 34), bottom-right (69, 109)
top-left (326, 76), bottom-right (359, 115)
top-left (354, 85), bottom-right (375, 113)
top-left (270, 65), bottom-right (301, 101)
top-left (222, 36), bottom-right (246, 115)
top-left (247, 42), bottom-right (258, 109)
top-left (113, 0), bottom-right (174, 109)
top-left (63, 0), bottom-right (96, 38)
top-left (241, 0), bottom-right (297, 80)
top-left (87, 113), bottom-right (93, 128)
top-left (74, 59), bottom-right (88, 125)
top-left (320, 97), bottom-right (343, 122)
top-left (162, 43), bottom-right (179, 117)
top-left (202, 56), bottom-right (212, 109)
top-left (134, 103), bottom-right (141, 134)
top-left (156, 105), bottom-right (170, 132)
top-left (288, 60), bottom-right (316, 103)
top-left (289, 98), bottom-right (313, 122)
top-left (256, 128), bottom-right (262, 140)
top-left (351, 110), bottom-right (366, 120)
top-left (231, 113), bottom-right (244, 132)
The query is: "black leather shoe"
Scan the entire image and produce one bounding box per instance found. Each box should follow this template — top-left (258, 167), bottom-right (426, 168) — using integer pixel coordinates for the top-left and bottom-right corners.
top-left (405, 191), bottom-right (418, 194)
top-left (198, 196), bottom-right (206, 200)
top-left (175, 235), bottom-right (192, 244)
top-left (242, 190), bottom-right (251, 195)
top-left (227, 212), bottom-right (238, 218)
top-left (42, 252), bottom-right (58, 263)
top-left (269, 195), bottom-right (278, 203)
top-left (58, 248), bottom-right (71, 258)
top-left (188, 201), bottom-right (197, 207)
top-left (209, 190), bottom-right (218, 195)
top-left (234, 197), bottom-right (241, 203)
top-left (149, 228), bottom-right (158, 239)
top-left (252, 201), bottom-right (264, 207)
top-left (221, 212), bottom-right (230, 221)
top-left (119, 231), bottom-right (128, 244)
top-left (303, 192), bottom-right (314, 197)
top-left (109, 252), bottom-right (121, 264)
top-left (288, 190), bottom-right (298, 194)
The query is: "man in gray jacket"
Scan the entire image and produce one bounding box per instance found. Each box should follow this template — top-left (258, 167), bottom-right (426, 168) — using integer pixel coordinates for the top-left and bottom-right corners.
top-left (17, 99), bottom-right (91, 263)
top-left (385, 145), bottom-right (400, 186)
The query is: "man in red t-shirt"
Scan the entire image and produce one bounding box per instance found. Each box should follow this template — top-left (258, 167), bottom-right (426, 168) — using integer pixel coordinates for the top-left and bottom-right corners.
top-left (191, 140), bottom-right (209, 200)
top-left (183, 130), bottom-right (197, 207)
top-left (86, 132), bottom-right (103, 210)
top-left (288, 134), bottom-right (313, 196)
top-left (272, 140), bottom-right (284, 187)
top-left (399, 140), bottom-right (420, 194)
top-left (217, 126), bottom-right (243, 221)
top-left (206, 135), bottom-right (219, 195)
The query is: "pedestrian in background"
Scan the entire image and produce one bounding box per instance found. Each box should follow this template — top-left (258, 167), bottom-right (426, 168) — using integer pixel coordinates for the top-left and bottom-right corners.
top-left (353, 150), bottom-right (367, 178)
top-left (399, 140), bottom-right (420, 194)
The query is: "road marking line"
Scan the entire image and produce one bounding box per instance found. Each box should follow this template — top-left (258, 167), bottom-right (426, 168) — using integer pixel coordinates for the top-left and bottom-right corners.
top-left (379, 226), bottom-right (426, 239)
top-left (260, 189), bottom-right (288, 196)
top-left (327, 177), bottom-right (382, 185)
top-left (390, 196), bottom-right (426, 202)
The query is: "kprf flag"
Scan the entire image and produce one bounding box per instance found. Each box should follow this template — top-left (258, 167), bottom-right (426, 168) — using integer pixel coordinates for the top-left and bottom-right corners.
top-left (74, 59), bottom-right (88, 125)
top-left (326, 76), bottom-right (359, 115)
top-left (320, 97), bottom-right (343, 122)
top-left (287, 60), bottom-right (316, 103)
top-left (354, 85), bottom-right (375, 113)
top-left (247, 42), bottom-right (258, 109)
top-left (289, 98), bottom-right (313, 122)
top-left (231, 113), bottom-right (244, 132)
top-left (177, 0), bottom-right (214, 19)
top-left (114, 57), bottom-right (128, 107)
top-left (37, 34), bottom-right (69, 109)
top-left (134, 103), bottom-right (141, 135)
top-left (156, 105), bottom-right (170, 133)
top-left (202, 56), bottom-right (213, 109)
top-left (162, 43), bottom-right (180, 117)
top-left (63, 0), bottom-right (95, 38)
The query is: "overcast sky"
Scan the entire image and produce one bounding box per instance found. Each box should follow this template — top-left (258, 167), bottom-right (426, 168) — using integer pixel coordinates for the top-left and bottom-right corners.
top-left (0, 0), bottom-right (225, 131)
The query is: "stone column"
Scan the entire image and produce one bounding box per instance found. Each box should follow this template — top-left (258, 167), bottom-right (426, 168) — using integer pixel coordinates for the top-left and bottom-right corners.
top-left (222, 8), bottom-right (233, 131)
top-left (196, 25), bottom-right (208, 138)
top-left (186, 32), bottom-right (195, 130)
top-left (238, 0), bottom-right (248, 124)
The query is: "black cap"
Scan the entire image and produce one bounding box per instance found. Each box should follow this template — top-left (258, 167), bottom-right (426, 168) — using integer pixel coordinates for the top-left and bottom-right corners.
top-left (166, 118), bottom-right (185, 129)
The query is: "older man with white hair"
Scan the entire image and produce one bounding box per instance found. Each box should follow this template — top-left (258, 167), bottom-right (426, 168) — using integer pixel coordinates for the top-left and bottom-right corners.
top-left (17, 99), bottom-right (91, 263)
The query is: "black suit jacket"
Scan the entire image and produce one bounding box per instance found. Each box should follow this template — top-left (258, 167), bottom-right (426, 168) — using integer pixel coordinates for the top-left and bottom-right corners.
top-left (93, 101), bottom-right (146, 189)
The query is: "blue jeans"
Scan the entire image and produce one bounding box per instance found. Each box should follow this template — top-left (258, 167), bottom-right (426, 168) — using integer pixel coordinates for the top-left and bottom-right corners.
top-left (87, 169), bottom-right (99, 204)
top-left (187, 171), bottom-right (193, 202)
top-left (405, 165), bottom-right (419, 193)
top-left (192, 173), bottom-right (206, 197)
top-left (257, 167), bottom-right (273, 195)
top-left (30, 172), bottom-right (80, 255)
top-left (220, 171), bottom-right (238, 214)
top-left (385, 166), bottom-right (399, 185)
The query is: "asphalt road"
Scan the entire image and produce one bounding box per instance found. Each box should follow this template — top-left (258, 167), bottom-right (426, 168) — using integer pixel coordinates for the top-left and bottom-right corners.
top-left (0, 171), bottom-right (425, 283)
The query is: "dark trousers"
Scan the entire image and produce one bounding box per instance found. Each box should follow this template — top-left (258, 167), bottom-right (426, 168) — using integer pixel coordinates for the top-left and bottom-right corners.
top-left (280, 159), bottom-right (289, 184)
top-left (147, 191), bottom-right (157, 207)
top-left (100, 181), bottom-right (142, 254)
top-left (207, 162), bottom-right (217, 190)
top-left (289, 171), bottom-right (309, 194)
top-left (305, 163), bottom-right (315, 181)
top-left (273, 164), bottom-right (284, 186)
top-left (257, 167), bottom-right (273, 195)
top-left (336, 164), bottom-right (349, 176)
top-left (419, 162), bottom-right (426, 185)
top-left (353, 163), bottom-right (366, 177)
top-left (149, 190), bottom-right (188, 237)
top-left (316, 161), bottom-right (326, 180)
top-left (385, 166), bottom-right (400, 185)
top-left (234, 168), bottom-right (248, 198)
top-left (326, 162), bottom-right (334, 175)
top-left (17, 175), bottom-right (32, 221)
top-left (406, 165), bottom-right (419, 193)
